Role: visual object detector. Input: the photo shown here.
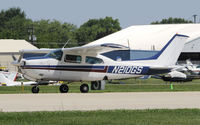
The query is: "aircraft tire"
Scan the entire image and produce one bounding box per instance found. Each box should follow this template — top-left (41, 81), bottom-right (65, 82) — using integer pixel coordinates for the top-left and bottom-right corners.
top-left (59, 84), bottom-right (69, 93)
top-left (32, 86), bottom-right (39, 93)
top-left (91, 81), bottom-right (100, 90)
top-left (80, 84), bottom-right (89, 93)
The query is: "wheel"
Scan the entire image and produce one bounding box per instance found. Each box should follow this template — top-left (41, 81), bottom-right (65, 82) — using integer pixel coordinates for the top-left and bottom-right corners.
top-left (32, 86), bottom-right (39, 93)
top-left (80, 84), bottom-right (89, 93)
top-left (59, 84), bottom-right (69, 93)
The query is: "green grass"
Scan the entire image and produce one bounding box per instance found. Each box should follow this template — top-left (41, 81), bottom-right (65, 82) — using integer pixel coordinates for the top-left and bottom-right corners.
top-left (1, 78), bottom-right (200, 94)
top-left (0, 109), bottom-right (200, 125)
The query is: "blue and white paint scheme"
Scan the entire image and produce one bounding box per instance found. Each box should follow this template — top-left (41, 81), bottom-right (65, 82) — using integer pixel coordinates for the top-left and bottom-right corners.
top-left (13, 34), bottom-right (188, 93)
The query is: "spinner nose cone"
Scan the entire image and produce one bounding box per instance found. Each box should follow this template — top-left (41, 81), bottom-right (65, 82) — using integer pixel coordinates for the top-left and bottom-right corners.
top-left (20, 60), bottom-right (26, 67)
top-left (12, 59), bottom-right (26, 67)
top-left (11, 60), bottom-right (21, 66)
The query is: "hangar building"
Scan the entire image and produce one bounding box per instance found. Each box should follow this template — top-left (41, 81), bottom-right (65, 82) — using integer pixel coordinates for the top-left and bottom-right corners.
top-left (0, 39), bottom-right (37, 71)
top-left (87, 24), bottom-right (200, 64)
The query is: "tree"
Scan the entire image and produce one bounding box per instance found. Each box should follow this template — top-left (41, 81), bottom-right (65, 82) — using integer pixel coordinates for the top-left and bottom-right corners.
top-left (0, 8), bottom-right (121, 48)
top-left (0, 7), bottom-right (30, 39)
top-left (34, 20), bottom-right (77, 48)
top-left (151, 17), bottom-right (193, 24)
top-left (0, 7), bottom-right (78, 48)
top-left (75, 17), bottom-right (121, 45)
top-left (0, 7), bottom-right (26, 30)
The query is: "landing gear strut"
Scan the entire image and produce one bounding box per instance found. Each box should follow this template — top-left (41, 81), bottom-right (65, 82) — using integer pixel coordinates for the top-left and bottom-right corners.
top-left (59, 84), bottom-right (69, 93)
top-left (80, 84), bottom-right (89, 93)
top-left (32, 85), bottom-right (39, 93)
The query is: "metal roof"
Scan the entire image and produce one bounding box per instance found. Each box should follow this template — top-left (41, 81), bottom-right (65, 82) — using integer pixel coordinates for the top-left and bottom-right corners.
top-left (0, 39), bottom-right (38, 53)
top-left (87, 24), bottom-right (200, 51)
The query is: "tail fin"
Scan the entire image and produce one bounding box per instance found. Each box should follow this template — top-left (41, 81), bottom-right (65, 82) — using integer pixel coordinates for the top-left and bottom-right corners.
top-left (153, 34), bottom-right (189, 66)
top-left (2, 72), bottom-right (18, 81)
top-left (186, 59), bottom-right (193, 65)
top-left (0, 72), bottom-right (20, 86)
top-left (185, 59), bottom-right (195, 70)
top-left (0, 73), bottom-right (13, 86)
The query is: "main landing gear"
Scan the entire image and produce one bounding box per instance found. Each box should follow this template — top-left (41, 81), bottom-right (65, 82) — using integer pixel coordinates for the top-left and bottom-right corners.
top-left (59, 83), bottom-right (89, 93)
top-left (59, 84), bottom-right (69, 93)
top-left (80, 84), bottom-right (89, 93)
top-left (31, 83), bottom-right (89, 93)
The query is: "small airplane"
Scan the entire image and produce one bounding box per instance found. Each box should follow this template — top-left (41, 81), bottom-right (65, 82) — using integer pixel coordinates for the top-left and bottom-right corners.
top-left (12, 34), bottom-right (188, 93)
top-left (152, 59), bottom-right (200, 82)
top-left (184, 59), bottom-right (200, 75)
top-left (0, 71), bottom-right (37, 86)
top-left (0, 71), bottom-right (58, 86)
top-left (152, 70), bottom-right (193, 82)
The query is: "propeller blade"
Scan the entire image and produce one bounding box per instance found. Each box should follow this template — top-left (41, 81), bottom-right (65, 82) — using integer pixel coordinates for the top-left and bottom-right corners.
top-left (12, 54), bottom-right (17, 61)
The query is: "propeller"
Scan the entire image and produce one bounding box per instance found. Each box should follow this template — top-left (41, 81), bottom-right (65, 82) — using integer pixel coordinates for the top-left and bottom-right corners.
top-left (11, 53), bottom-right (24, 73)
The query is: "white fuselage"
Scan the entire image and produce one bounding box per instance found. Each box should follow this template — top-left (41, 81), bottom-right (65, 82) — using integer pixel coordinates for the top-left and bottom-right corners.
top-left (20, 54), bottom-right (150, 82)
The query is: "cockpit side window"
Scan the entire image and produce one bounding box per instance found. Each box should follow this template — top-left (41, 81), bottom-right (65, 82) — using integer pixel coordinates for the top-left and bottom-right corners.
top-left (85, 56), bottom-right (104, 64)
top-left (64, 54), bottom-right (82, 63)
top-left (44, 50), bottom-right (63, 61)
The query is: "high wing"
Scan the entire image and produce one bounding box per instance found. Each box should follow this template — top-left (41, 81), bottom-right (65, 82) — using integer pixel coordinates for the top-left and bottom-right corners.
top-left (62, 43), bottom-right (129, 55)
top-left (19, 48), bottom-right (55, 54)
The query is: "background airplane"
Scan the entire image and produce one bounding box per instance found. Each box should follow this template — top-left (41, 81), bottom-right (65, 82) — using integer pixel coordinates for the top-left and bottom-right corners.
top-left (0, 71), bottom-right (37, 86)
top-left (153, 59), bottom-right (200, 82)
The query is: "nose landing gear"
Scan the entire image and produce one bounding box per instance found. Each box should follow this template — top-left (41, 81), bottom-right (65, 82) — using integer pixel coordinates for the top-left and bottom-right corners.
top-left (32, 85), bottom-right (39, 93)
top-left (59, 83), bottom-right (89, 93)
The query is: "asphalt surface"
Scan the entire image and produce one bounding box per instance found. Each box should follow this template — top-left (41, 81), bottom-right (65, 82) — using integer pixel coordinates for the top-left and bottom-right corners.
top-left (0, 92), bottom-right (200, 112)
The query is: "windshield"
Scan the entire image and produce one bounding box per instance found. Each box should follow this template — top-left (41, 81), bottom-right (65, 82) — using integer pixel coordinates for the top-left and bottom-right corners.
top-left (44, 50), bottom-right (63, 61)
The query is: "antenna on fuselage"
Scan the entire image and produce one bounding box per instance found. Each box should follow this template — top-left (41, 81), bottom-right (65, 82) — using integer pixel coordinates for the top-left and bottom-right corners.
top-left (127, 39), bottom-right (130, 50)
top-left (62, 39), bottom-right (71, 48)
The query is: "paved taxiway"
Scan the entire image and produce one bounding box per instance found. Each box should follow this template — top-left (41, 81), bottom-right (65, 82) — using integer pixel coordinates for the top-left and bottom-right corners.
top-left (0, 92), bottom-right (200, 112)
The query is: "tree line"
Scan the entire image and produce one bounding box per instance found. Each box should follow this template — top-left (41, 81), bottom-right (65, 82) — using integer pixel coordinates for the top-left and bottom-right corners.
top-left (0, 7), bottom-right (121, 48)
top-left (0, 7), bottom-right (193, 48)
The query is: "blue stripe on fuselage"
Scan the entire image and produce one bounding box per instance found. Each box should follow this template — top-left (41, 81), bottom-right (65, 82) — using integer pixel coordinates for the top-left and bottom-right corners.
top-left (22, 65), bottom-right (170, 75)
top-left (22, 65), bottom-right (151, 75)
top-left (22, 65), bottom-right (150, 75)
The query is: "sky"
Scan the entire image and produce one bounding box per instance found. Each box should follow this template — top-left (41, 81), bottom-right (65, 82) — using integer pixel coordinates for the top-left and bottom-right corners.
top-left (0, 0), bottom-right (200, 28)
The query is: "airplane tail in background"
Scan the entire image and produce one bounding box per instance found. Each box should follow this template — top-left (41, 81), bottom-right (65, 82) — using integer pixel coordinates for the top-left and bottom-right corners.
top-left (185, 59), bottom-right (195, 70)
top-left (0, 72), bottom-right (36, 86)
top-left (2, 71), bottom-right (18, 81)
top-left (152, 34), bottom-right (189, 66)
top-left (0, 72), bottom-right (16, 86)
top-left (186, 59), bottom-right (193, 66)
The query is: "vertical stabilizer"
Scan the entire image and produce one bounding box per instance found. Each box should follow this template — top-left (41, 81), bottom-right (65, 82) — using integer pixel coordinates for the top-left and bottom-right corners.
top-left (152, 34), bottom-right (189, 66)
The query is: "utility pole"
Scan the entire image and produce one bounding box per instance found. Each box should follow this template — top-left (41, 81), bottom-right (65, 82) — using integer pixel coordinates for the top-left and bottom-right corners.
top-left (28, 24), bottom-right (37, 45)
top-left (193, 14), bottom-right (197, 23)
